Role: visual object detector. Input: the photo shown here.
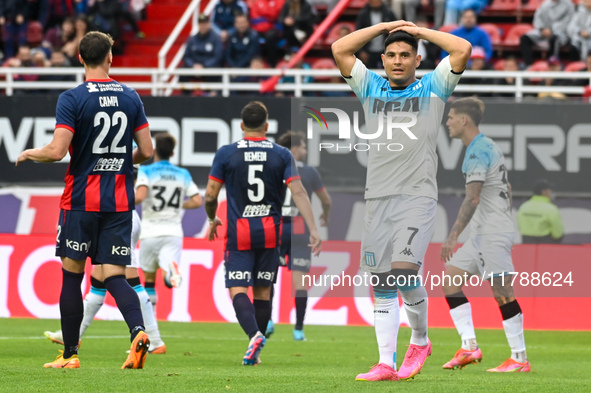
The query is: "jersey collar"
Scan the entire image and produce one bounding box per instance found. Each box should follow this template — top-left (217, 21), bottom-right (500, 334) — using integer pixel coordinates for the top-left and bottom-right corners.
top-left (244, 137), bottom-right (267, 141)
top-left (85, 78), bottom-right (114, 82)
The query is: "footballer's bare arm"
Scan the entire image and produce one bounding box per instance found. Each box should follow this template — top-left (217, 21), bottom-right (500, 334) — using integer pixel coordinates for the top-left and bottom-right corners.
top-left (205, 179), bottom-right (223, 240)
top-left (16, 128), bottom-right (72, 165)
top-left (441, 181), bottom-right (483, 262)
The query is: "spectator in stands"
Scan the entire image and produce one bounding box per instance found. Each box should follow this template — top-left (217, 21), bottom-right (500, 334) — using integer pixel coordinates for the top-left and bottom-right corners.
top-left (404, 0), bottom-right (445, 29)
top-left (211, 0), bottom-right (249, 42)
top-left (444, 0), bottom-right (488, 26)
top-left (355, 0), bottom-right (397, 69)
top-left (5, 44), bottom-right (32, 67)
top-left (0, 0), bottom-right (29, 59)
top-left (567, 0), bottom-right (591, 61)
top-left (183, 14), bottom-right (224, 69)
top-left (231, 56), bottom-right (272, 95)
top-left (37, 0), bottom-right (74, 31)
top-left (493, 56), bottom-right (520, 97)
top-left (440, 9), bottom-right (492, 61)
top-left (280, 0), bottom-right (316, 49)
top-left (517, 179), bottom-right (564, 244)
top-left (43, 16), bottom-right (75, 51)
top-left (250, 0), bottom-right (284, 67)
top-left (537, 56), bottom-right (568, 98)
top-left (74, 0), bottom-right (89, 15)
top-left (225, 13), bottom-right (260, 68)
top-left (62, 14), bottom-right (89, 66)
top-left (416, 17), bottom-right (440, 69)
top-left (571, 50), bottom-right (591, 86)
top-left (337, 24), bottom-right (352, 39)
top-left (520, 0), bottom-right (574, 66)
top-left (89, 0), bottom-right (145, 47)
top-left (456, 46), bottom-right (493, 96)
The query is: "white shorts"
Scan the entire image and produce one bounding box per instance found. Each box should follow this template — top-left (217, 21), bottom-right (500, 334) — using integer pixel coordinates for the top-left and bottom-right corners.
top-left (360, 195), bottom-right (437, 273)
top-left (128, 210), bottom-right (141, 269)
top-left (446, 233), bottom-right (515, 278)
top-left (139, 236), bottom-right (182, 273)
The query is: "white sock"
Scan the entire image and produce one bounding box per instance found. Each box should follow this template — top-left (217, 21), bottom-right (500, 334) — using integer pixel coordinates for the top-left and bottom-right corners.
top-left (374, 295), bottom-right (399, 369)
top-left (80, 288), bottom-right (106, 337)
top-left (135, 285), bottom-right (164, 348)
top-left (449, 302), bottom-right (477, 350)
top-left (503, 313), bottom-right (527, 362)
top-left (399, 285), bottom-right (429, 346)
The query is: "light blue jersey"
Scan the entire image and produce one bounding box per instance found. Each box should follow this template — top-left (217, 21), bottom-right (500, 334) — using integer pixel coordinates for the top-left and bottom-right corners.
top-left (462, 133), bottom-right (514, 234)
top-left (346, 57), bottom-right (462, 200)
top-left (136, 160), bottom-right (200, 238)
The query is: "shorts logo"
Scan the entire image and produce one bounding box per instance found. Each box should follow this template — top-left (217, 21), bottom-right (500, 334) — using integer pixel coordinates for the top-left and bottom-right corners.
top-left (292, 258), bottom-right (310, 267)
top-left (66, 239), bottom-right (91, 252)
top-left (228, 271), bottom-right (251, 281)
top-left (400, 247), bottom-right (414, 257)
top-left (257, 271), bottom-right (275, 281)
top-left (112, 246), bottom-right (131, 256)
top-left (365, 252), bottom-right (376, 267)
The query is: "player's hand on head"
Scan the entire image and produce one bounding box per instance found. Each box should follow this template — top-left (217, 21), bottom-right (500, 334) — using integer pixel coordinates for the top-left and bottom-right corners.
top-left (207, 217), bottom-right (223, 241)
top-left (440, 237), bottom-right (457, 262)
top-left (308, 232), bottom-right (321, 257)
top-left (389, 23), bottom-right (421, 36)
top-left (383, 20), bottom-right (417, 34)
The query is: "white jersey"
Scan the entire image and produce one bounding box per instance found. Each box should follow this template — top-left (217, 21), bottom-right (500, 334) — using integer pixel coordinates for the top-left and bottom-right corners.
top-left (136, 160), bottom-right (200, 239)
top-left (345, 56), bottom-right (462, 200)
top-left (462, 133), bottom-right (514, 234)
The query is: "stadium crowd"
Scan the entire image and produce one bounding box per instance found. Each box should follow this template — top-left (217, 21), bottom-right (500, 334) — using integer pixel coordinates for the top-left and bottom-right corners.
top-left (3, 0), bottom-right (591, 96)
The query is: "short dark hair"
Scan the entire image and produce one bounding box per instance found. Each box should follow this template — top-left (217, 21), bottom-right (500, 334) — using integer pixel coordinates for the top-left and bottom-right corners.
top-left (384, 31), bottom-right (418, 53)
top-left (277, 131), bottom-right (306, 150)
top-left (533, 179), bottom-right (552, 195)
top-left (450, 97), bottom-right (485, 125)
top-left (155, 132), bottom-right (176, 160)
top-left (241, 101), bottom-right (268, 130)
top-left (79, 31), bottom-right (113, 67)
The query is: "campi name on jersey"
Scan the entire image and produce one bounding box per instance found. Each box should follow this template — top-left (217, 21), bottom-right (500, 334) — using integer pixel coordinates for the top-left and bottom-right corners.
top-left (243, 204), bottom-right (271, 217)
top-left (93, 157), bottom-right (125, 171)
top-left (99, 96), bottom-right (119, 107)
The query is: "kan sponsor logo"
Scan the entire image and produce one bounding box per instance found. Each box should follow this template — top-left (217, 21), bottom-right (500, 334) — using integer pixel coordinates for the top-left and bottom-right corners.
top-left (304, 105), bottom-right (418, 152)
top-left (112, 245), bottom-right (131, 256)
top-left (228, 271), bottom-right (251, 281)
top-left (66, 239), bottom-right (91, 252)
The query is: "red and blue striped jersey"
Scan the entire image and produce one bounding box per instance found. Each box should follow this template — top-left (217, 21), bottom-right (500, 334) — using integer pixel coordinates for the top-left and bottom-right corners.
top-left (209, 137), bottom-right (299, 251)
top-left (56, 79), bottom-right (149, 212)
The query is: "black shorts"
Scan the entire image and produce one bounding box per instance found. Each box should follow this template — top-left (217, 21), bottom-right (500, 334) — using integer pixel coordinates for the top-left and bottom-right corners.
top-left (55, 209), bottom-right (132, 266)
top-left (280, 219), bottom-right (311, 272)
top-left (224, 248), bottom-right (279, 288)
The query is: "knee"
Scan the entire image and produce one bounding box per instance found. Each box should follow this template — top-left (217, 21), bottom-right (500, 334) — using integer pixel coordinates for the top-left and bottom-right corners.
top-left (390, 268), bottom-right (422, 292)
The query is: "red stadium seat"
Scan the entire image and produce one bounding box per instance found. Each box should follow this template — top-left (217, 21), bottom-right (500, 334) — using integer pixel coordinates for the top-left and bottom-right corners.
top-left (523, 0), bottom-right (544, 11)
top-left (494, 59), bottom-right (506, 70)
top-left (564, 61), bottom-right (587, 72)
top-left (502, 23), bottom-right (533, 46)
top-left (527, 60), bottom-right (549, 83)
top-left (324, 22), bottom-right (356, 45)
top-left (311, 57), bottom-right (337, 81)
top-left (479, 23), bottom-right (502, 46)
top-left (26, 21), bottom-right (44, 45)
top-left (487, 0), bottom-right (520, 11)
top-left (438, 24), bottom-right (458, 34)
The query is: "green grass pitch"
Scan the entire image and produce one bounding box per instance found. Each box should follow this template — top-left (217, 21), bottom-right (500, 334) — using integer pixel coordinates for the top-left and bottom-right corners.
top-left (0, 318), bottom-right (590, 392)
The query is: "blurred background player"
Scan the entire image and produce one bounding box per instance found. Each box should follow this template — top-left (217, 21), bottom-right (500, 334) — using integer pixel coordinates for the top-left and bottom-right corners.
top-left (440, 97), bottom-right (529, 373)
top-left (517, 179), bottom-right (564, 244)
top-left (275, 131), bottom-right (331, 341)
top-left (332, 20), bottom-right (471, 381)
top-left (205, 101), bottom-right (321, 365)
top-left (44, 167), bottom-right (167, 354)
top-left (135, 132), bottom-right (203, 312)
top-left (16, 31), bottom-right (153, 369)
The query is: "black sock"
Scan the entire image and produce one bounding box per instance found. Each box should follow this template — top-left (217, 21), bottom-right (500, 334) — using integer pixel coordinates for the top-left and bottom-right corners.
top-left (233, 293), bottom-right (259, 339)
top-left (60, 269), bottom-right (84, 359)
top-left (104, 274), bottom-right (145, 342)
top-left (253, 299), bottom-right (272, 335)
top-left (295, 289), bottom-right (308, 331)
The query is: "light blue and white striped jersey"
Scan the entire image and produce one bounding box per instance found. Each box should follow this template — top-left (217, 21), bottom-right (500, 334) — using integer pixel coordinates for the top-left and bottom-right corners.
top-left (346, 56), bottom-right (462, 200)
top-left (136, 160), bottom-right (199, 238)
top-left (462, 133), bottom-right (514, 234)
